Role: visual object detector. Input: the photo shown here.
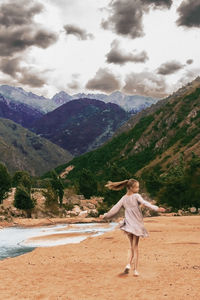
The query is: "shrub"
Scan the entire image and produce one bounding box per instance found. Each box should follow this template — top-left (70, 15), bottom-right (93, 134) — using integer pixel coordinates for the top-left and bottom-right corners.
top-left (14, 184), bottom-right (35, 217)
top-left (0, 163), bottom-right (11, 203)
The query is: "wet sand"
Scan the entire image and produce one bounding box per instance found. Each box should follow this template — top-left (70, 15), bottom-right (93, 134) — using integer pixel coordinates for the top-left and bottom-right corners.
top-left (0, 216), bottom-right (200, 299)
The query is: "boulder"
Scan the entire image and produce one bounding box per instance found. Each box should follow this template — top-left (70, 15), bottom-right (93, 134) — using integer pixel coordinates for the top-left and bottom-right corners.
top-left (190, 207), bottom-right (197, 213)
top-left (79, 211), bottom-right (88, 218)
top-left (73, 205), bottom-right (82, 213)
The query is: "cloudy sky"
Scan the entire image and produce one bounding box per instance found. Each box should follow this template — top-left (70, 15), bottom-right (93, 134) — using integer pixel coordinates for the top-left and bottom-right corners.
top-left (0, 0), bottom-right (200, 98)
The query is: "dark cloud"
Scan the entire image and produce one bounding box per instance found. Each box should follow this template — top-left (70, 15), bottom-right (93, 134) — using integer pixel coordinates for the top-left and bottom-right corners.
top-left (186, 59), bottom-right (193, 65)
top-left (0, 0), bottom-right (58, 57)
top-left (176, 0), bottom-right (200, 28)
top-left (0, 56), bottom-right (21, 76)
top-left (123, 71), bottom-right (167, 98)
top-left (19, 71), bottom-right (46, 88)
top-left (0, 0), bottom-right (43, 26)
top-left (0, 27), bottom-right (58, 56)
top-left (86, 68), bottom-right (121, 93)
top-left (157, 61), bottom-right (184, 75)
top-left (63, 24), bottom-right (94, 40)
top-left (0, 0), bottom-right (58, 89)
top-left (0, 56), bottom-right (46, 88)
top-left (101, 0), bottom-right (172, 39)
top-left (143, 0), bottom-right (172, 9)
top-left (101, 0), bottom-right (146, 39)
top-left (106, 40), bottom-right (148, 65)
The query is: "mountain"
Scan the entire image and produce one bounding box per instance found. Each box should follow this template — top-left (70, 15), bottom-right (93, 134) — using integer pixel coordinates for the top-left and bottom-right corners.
top-left (52, 90), bottom-right (158, 112)
top-left (0, 84), bottom-right (159, 115)
top-left (50, 77), bottom-right (200, 184)
top-left (0, 85), bottom-right (57, 113)
top-left (0, 93), bottom-right (43, 128)
top-left (31, 98), bottom-right (130, 155)
top-left (0, 118), bottom-right (72, 176)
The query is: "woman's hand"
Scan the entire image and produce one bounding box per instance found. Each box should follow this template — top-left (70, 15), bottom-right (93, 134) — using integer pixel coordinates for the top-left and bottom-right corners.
top-left (158, 207), bottom-right (166, 212)
top-left (99, 214), bottom-right (105, 219)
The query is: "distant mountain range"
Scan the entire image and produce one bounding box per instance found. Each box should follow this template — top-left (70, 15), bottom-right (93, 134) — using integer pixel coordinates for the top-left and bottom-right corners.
top-left (0, 85), bottom-right (159, 113)
top-left (0, 85), bottom-right (56, 114)
top-left (52, 90), bottom-right (158, 113)
top-left (0, 118), bottom-right (72, 176)
top-left (31, 98), bottom-right (130, 155)
top-left (0, 84), bottom-right (160, 160)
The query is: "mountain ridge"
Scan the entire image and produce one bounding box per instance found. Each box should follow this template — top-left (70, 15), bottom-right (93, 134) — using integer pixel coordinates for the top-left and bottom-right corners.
top-left (32, 98), bottom-right (130, 155)
top-left (0, 118), bottom-right (72, 176)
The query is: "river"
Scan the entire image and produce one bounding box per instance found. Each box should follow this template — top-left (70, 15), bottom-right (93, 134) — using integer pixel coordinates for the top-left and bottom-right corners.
top-left (0, 222), bottom-right (117, 260)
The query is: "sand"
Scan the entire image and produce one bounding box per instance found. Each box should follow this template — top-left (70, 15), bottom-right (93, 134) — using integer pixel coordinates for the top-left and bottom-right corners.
top-left (0, 215), bottom-right (200, 300)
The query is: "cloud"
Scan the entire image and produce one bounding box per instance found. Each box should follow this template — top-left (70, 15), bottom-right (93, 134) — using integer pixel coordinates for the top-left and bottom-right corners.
top-left (173, 68), bottom-right (200, 91)
top-left (63, 24), bottom-right (94, 40)
top-left (0, 56), bottom-right (21, 77)
top-left (0, 0), bottom-right (58, 57)
top-left (176, 0), bottom-right (200, 28)
top-left (0, 26), bottom-right (58, 56)
top-left (101, 0), bottom-right (172, 39)
top-left (19, 71), bottom-right (46, 88)
top-left (0, 0), bottom-right (44, 26)
top-left (186, 59), bottom-right (193, 65)
top-left (106, 39), bottom-right (149, 65)
top-left (143, 0), bottom-right (172, 9)
top-left (86, 68), bottom-right (121, 93)
top-left (0, 56), bottom-right (46, 88)
top-left (123, 71), bottom-right (167, 98)
top-left (101, 0), bottom-right (146, 39)
top-left (67, 74), bottom-right (81, 92)
top-left (157, 60), bottom-right (184, 75)
top-left (0, 0), bottom-right (58, 89)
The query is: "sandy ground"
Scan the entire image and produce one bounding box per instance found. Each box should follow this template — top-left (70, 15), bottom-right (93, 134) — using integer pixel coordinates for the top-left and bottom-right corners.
top-left (0, 215), bottom-right (200, 300)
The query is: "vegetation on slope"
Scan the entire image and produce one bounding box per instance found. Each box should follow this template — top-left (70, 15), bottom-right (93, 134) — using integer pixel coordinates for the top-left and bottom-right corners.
top-left (44, 79), bottom-right (200, 211)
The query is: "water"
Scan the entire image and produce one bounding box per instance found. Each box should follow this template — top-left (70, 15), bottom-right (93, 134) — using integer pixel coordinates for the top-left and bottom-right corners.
top-left (0, 222), bottom-right (117, 260)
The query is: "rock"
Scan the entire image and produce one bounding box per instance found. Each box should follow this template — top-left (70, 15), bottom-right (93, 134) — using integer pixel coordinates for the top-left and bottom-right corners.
top-left (72, 205), bottom-right (82, 213)
top-left (178, 210), bottom-right (183, 215)
top-left (190, 207), bottom-right (197, 213)
top-left (88, 209), bottom-right (98, 217)
top-left (67, 211), bottom-right (78, 217)
top-left (87, 203), bottom-right (96, 209)
top-left (79, 211), bottom-right (88, 218)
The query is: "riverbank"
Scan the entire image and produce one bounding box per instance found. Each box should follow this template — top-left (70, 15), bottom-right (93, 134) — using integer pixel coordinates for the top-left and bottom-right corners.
top-left (0, 216), bottom-right (105, 229)
top-left (0, 215), bottom-right (199, 299)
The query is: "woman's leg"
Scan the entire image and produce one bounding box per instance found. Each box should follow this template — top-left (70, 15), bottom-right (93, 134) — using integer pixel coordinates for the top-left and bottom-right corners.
top-left (132, 235), bottom-right (140, 274)
top-left (126, 232), bottom-right (134, 267)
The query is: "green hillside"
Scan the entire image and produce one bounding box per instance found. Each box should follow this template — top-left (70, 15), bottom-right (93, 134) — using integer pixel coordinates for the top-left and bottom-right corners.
top-left (44, 77), bottom-right (200, 210)
top-left (0, 118), bottom-right (73, 176)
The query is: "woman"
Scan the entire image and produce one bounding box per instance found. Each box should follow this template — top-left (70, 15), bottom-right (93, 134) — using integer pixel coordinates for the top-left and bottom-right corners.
top-left (100, 178), bottom-right (165, 276)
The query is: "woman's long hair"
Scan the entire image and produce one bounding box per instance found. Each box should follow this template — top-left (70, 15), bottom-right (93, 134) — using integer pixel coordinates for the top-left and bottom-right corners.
top-left (105, 179), bottom-right (138, 191)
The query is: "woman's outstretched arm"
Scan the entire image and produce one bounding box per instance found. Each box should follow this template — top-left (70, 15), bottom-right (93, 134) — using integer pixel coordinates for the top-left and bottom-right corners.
top-left (136, 194), bottom-right (165, 212)
top-left (102, 197), bottom-right (124, 219)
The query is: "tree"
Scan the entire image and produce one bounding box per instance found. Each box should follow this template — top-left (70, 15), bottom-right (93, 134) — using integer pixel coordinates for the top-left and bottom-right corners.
top-left (49, 171), bottom-right (64, 207)
top-left (12, 171), bottom-right (32, 190)
top-left (0, 163), bottom-right (11, 203)
top-left (78, 168), bottom-right (98, 198)
top-left (14, 184), bottom-right (35, 217)
top-left (42, 181), bottom-right (58, 209)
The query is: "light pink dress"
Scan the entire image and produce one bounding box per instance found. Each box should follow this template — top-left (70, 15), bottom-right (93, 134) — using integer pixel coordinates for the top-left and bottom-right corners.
top-left (103, 193), bottom-right (159, 237)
